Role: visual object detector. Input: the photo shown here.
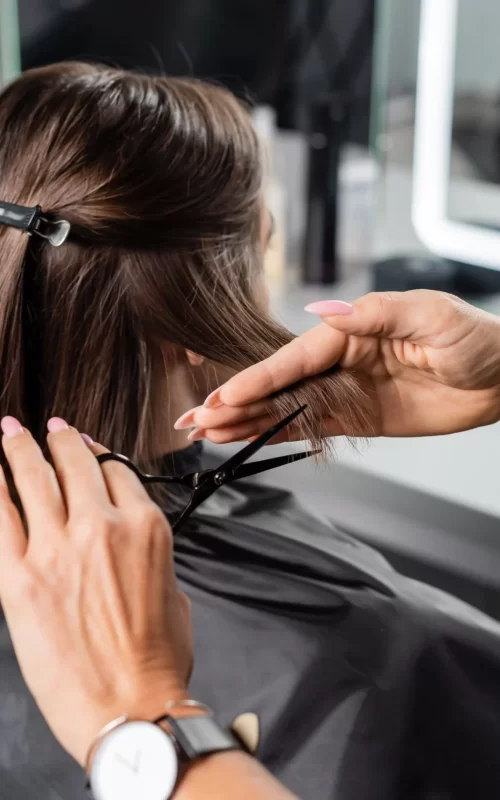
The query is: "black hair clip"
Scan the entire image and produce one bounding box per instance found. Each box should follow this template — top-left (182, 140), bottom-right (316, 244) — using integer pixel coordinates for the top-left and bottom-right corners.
top-left (0, 200), bottom-right (70, 246)
top-left (98, 405), bottom-right (320, 534)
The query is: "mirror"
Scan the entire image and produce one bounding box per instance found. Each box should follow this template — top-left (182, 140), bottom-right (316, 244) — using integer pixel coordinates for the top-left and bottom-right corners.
top-left (412, 0), bottom-right (500, 271)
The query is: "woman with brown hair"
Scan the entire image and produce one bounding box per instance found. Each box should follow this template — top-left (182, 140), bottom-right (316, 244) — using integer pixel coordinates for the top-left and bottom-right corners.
top-left (1, 62), bottom-right (500, 800)
top-left (0, 62), bottom-right (368, 459)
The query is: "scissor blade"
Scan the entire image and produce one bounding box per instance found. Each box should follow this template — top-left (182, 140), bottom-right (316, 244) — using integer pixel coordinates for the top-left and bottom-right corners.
top-left (171, 474), bottom-right (219, 534)
top-left (171, 502), bottom-right (194, 534)
top-left (232, 449), bottom-right (321, 481)
top-left (220, 405), bottom-right (308, 475)
top-left (171, 406), bottom-right (310, 535)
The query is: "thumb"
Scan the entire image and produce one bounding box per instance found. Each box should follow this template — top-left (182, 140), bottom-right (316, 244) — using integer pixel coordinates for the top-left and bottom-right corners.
top-left (305, 290), bottom-right (454, 342)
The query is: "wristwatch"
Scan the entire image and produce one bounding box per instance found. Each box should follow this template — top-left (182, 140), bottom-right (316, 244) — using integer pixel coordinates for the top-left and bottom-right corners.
top-left (86, 701), bottom-right (243, 800)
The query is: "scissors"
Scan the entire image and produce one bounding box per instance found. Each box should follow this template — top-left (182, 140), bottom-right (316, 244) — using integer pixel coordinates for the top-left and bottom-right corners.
top-left (97, 405), bottom-right (319, 533)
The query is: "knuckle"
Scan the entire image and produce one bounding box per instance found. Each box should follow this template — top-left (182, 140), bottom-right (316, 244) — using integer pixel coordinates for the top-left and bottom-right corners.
top-left (289, 339), bottom-right (311, 381)
top-left (380, 291), bottom-right (400, 303)
top-left (139, 501), bottom-right (166, 525)
top-left (18, 461), bottom-right (49, 486)
top-left (356, 293), bottom-right (386, 334)
top-left (413, 289), bottom-right (466, 327)
top-left (223, 376), bottom-right (245, 406)
top-left (358, 291), bottom-right (402, 336)
top-left (440, 291), bottom-right (466, 313)
top-left (36, 547), bottom-right (65, 579)
top-left (133, 502), bottom-right (170, 536)
top-left (13, 569), bottom-right (42, 607)
top-left (74, 509), bottom-right (120, 541)
top-left (364, 291), bottom-right (397, 309)
top-left (374, 291), bottom-right (396, 312)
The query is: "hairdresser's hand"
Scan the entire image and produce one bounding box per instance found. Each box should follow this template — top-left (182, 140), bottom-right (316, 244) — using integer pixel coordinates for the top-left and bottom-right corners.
top-left (0, 417), bottom-right (192, 767)
top-left (176, 290), bottom-right (500, 440)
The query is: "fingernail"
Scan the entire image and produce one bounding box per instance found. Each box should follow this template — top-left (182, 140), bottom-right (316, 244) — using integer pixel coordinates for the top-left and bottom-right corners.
top-left (203, 390), bottom-right (223, 409)
top-left (304, 300), bottom-right (353, 316)
top-left (47, 417), bottom-right (69, 433)
top-left (174, 409), bottom-right (198, 430)
top-left (81, 433), bottom-right (94, 446)
top-left (187, 428), bottom-right (205, 442)
top-left (1, 416), bottom-right (25, 437)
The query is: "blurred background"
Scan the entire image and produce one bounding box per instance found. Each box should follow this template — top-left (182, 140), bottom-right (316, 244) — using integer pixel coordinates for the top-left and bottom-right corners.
top-left (2, 0), bottom-right (500, 615)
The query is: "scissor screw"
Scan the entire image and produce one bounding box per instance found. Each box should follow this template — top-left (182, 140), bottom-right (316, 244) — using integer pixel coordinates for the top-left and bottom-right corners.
top-left (214, 470), bottom-right (226, 486)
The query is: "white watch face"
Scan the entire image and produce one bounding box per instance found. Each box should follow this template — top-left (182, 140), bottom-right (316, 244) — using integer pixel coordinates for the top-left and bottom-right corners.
top-left (91, 721), bottom-right (178, 800)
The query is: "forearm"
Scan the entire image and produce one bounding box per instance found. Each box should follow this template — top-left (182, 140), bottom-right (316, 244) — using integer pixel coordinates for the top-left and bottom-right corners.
top-left (175, 750), bottom-right (299, 800)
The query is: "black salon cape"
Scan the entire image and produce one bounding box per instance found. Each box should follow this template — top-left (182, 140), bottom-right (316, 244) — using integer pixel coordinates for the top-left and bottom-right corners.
top-left (1, 445), bottom-right (500, 800)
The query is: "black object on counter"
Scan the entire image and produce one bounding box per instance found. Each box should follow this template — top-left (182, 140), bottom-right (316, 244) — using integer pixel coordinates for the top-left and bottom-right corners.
top-left (298, 2), bottom-right (375, 284)
top-left (373, 254), bottom-right (500, 298)
top-left (373, 256), bottom-right (459, 293)
top-left (302, 99), bottom-right (346, 284)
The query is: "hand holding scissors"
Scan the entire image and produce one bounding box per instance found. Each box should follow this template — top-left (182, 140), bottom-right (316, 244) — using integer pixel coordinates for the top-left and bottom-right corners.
top-left (98, 405), bottom-right (319, 533)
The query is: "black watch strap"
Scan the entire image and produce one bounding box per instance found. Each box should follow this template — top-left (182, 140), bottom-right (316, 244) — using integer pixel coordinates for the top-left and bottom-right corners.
top-left (160, 714), bottom-right (242, 761)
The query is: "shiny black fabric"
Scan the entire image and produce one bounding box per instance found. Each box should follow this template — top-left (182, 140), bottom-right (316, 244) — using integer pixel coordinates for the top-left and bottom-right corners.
top-left (1, 444), bottom-right (500, 799)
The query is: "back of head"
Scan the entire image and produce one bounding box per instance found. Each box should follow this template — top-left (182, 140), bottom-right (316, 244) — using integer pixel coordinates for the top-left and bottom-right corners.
top-left (0, 62), bottom-right (370, 476)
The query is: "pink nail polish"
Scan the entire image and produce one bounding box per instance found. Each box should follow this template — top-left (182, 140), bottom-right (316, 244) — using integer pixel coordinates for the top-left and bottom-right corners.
top-left (304, 300), bottom-right (353, 316)
top-left (203, 390), bottom-right (223, 409)
top-left (47, 417), bottom-right (69, 433)
top-left (81, 433), bottom-right (94, 446)
top-left (1, 416), bottom-right (24, 437)
top-left (174, 409), bottom-right (198, 430)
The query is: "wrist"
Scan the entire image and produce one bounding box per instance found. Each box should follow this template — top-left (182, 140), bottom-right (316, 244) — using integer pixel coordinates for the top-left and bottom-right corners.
top-left (77, 682), bottom-right (191, 768)
top-left (123, 681), bottom-right (192, 721)
top-left (85, 700), bottom-right (248, 800)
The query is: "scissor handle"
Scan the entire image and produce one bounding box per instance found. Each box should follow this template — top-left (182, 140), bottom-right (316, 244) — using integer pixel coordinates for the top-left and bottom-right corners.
top-left (96, 452), bottom-right (180, 485)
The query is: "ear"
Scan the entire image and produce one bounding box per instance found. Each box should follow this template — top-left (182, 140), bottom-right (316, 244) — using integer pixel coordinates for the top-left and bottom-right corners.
top-left (185, 350), bottom-right (205, 367)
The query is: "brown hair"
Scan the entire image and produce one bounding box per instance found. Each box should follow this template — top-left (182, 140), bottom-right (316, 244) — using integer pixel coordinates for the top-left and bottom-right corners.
top-left (0, 62), bottom-right (371, 493)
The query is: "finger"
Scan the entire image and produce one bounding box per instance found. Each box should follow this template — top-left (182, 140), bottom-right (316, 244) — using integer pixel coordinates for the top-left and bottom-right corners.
top-left (204, 324), bottom-right (347, 409)
top-left (0, 464), bottom-right (27, 593)
top-left (46, 419), bottom-right (112, 515)
top-left (194, 414), bottom-right (346, 445)
top-left (88, 442), bottom-right (150, 507)
top-left (190, 415), bottom-right (276, 445)
top-left (305, 290), bottom-right (458, 342)
top-left (175, 399), bottom-right (271, 431)
top-left (1, 417), bottom-right (66, 531)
